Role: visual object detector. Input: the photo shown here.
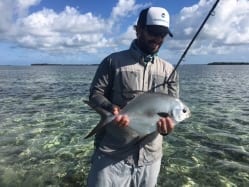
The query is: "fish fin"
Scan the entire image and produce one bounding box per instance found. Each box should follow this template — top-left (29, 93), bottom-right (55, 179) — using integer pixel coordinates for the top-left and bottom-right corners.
top-left (157, 112), bottom-right (169, 118)
top-left (84, 119), bottom-right (106, 139)
top-left (84, 100), bottom-right (113, 139)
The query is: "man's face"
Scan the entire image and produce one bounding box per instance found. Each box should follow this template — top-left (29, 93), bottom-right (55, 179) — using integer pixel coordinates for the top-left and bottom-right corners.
top-left (137, 27), bottom-right (167, 54)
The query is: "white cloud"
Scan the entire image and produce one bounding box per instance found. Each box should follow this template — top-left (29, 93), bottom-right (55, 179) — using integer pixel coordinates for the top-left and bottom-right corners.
top-left (0, 0), bottom-right (248, 62)
top-left (16, 0), bottom-right (42, 15)
top-left (1, 1), bottom-right (115, 53)
top-left (0, 0), bottom-right (41, 32)
top-left (170, 0), bottom-right (249, 56)
top-left (14, 6), bottom-right (113, 52)
top-left (111, 0), bottom-right (137, 18)
top-left (0, 0), bottom-right (145, 54)
top-left (207, 0), bottom-right (249, 45)
top-left (118, 25), bottom-right (136, 46)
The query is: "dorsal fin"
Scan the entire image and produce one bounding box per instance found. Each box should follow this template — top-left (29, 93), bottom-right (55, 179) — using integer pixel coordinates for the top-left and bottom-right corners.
top-left (84, 100), bottom-right (113, 139)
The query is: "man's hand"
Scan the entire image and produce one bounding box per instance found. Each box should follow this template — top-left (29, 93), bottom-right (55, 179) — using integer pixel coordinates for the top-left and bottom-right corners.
top-left (112, 106), bottom-right (174, 132)
top-left (112, 106), bottom-right (130, 127)
top-left (157, 117), bottom-right (175, 135)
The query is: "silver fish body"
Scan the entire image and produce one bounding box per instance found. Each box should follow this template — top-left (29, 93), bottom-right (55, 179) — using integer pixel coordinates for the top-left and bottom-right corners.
top-left (84, 92), bottom-right (191, 139)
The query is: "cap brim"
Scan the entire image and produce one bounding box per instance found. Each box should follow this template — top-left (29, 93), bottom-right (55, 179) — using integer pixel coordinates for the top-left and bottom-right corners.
top-left (146, 25), bottom-right (173, 37)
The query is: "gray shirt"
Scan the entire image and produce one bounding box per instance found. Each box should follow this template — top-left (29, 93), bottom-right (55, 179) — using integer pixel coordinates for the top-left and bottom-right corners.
top-left (89, 40), bottom-right (179, 166)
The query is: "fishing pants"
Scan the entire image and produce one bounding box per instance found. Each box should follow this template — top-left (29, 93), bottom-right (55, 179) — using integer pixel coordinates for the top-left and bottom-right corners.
top-left (87, 150), bottom-right (161, 187)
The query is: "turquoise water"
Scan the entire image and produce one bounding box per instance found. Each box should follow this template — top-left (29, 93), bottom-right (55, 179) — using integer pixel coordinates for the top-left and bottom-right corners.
top-left (0, 65), bottom-right (248, 186)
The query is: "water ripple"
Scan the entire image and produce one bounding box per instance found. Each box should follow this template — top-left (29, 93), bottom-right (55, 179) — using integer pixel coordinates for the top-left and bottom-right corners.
top-left (1, 65), bottom-right (249, 186)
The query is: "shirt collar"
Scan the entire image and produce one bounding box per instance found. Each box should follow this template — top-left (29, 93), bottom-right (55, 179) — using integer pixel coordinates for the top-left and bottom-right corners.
top-left (129, 40), bottom-right (157, 65)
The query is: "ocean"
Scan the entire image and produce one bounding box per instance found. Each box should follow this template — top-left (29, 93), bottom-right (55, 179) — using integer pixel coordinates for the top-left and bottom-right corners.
top-left (0, 65), bottom-right (248, 186)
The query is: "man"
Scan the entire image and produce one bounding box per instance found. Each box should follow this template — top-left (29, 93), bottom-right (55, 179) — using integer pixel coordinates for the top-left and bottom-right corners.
top-left (87, 6), bottom-right (179, 187)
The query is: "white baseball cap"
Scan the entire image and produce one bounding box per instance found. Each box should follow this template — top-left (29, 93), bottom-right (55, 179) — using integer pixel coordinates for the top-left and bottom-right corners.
top-left (137, 7), bottom-right (173, 37)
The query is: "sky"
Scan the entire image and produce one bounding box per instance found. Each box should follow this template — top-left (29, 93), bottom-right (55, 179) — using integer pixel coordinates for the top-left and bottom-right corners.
top-left (0, 0), bottom-right (248, 65)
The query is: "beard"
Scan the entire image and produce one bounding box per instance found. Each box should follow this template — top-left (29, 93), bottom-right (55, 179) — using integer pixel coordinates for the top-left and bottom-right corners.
top-left (137, 32), bottom-right (163, 55)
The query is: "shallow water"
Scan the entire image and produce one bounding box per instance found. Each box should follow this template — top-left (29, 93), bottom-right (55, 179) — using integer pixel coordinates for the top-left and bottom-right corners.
top-left (0, 65), bottom-right (248, 186)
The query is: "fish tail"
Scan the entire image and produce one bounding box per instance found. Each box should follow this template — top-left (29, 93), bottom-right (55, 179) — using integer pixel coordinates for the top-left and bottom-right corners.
top-left (84, 100), bottom-right (112, 139)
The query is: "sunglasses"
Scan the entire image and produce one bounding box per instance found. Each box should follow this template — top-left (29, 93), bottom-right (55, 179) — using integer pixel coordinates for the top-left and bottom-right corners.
top-left (144, 27), bottom-right (168, 38)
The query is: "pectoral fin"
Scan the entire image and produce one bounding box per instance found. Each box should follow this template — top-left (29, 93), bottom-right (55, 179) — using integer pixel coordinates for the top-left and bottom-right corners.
top-left (157, 112), bottom-right (169, 118)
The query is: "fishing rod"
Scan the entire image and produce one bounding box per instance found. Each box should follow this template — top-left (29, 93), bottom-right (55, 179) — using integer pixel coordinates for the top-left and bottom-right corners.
top-left (151, 0), bottom-right (220, 91)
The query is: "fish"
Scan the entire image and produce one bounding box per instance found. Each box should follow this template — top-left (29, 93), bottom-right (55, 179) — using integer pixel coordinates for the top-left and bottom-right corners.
top-left (84, 92), bottom-right (191, 139)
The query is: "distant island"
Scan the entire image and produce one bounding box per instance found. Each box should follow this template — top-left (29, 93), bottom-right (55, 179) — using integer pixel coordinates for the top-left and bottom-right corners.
top-left (208, 62), bottom-right (249, 65)
top-left (31, 63), bottom-right (98, 66)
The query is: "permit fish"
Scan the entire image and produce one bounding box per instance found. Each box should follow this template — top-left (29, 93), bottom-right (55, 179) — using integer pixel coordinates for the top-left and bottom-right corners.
top-left (84, 92), bottom-right (191, 139)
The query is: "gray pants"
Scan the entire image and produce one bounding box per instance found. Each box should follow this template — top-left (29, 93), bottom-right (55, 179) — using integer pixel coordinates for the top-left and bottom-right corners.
top-left (87, 150), bottom-right (161, 187)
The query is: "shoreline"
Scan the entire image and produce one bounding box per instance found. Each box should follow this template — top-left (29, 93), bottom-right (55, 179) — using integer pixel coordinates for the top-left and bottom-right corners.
top-left (208, 62), bottom-right (249, 65)
top-left (30, 63), bottom-right (98, 66)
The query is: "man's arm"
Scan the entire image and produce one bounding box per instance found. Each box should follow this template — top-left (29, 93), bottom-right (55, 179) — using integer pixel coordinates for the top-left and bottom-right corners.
top-left (89, 57), bottom-right (115, 112)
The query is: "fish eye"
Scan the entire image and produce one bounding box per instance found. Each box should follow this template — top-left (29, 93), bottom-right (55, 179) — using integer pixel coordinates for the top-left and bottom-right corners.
top-left (183, 109), bottom-right (187, 113)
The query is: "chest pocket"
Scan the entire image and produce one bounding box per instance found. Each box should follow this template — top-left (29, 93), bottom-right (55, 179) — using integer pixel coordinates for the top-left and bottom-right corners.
top-left (151, 73), bottom-right (168, 93)
top-left (119, 70), bottom-right (141, 100)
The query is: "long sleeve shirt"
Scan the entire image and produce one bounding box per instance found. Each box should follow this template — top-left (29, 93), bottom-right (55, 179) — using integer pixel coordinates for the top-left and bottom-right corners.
top-left (89, 40), bottom-right (179, 166)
